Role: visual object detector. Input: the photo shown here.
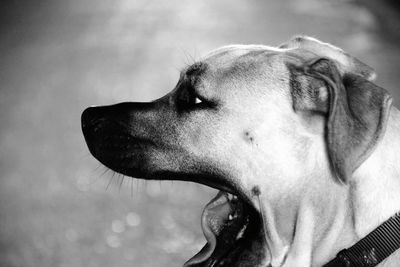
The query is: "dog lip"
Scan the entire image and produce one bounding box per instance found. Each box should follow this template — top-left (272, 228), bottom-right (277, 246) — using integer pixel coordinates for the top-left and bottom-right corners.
top-left (87, 135), bottom-right (154, 174)
top-left (184, 190), bottom-right (259, 267)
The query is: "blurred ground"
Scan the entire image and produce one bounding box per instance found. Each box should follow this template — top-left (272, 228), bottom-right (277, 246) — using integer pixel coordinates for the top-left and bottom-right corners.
top-left (0, 1), bottom-right (399, 267)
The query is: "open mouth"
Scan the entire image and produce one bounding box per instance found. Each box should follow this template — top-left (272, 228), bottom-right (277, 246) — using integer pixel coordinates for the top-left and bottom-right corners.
top-left (184, 190), bottom-right (263, 267)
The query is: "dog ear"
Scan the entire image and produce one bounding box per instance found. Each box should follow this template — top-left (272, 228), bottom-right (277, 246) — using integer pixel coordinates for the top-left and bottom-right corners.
top-left (289, 58), bottom-right (392, 182)
top-left (280, 36), bottom-right (376, 81)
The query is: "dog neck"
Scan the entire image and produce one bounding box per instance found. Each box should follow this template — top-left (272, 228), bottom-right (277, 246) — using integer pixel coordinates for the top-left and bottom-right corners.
top-left (254, 179), bottom-right (356, 267)
top-left (253, 107), bottom-right (400, 267)
top-left (351, 106), bottom-right (400, 236)
top-left (349, 106), bottom-right (400, 266)
top-left (253, 170), bottom-right (357, 266)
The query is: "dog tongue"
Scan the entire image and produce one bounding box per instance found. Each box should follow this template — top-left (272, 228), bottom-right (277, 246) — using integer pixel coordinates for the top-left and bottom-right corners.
top-left (184, 191), bottom-right (243, 267)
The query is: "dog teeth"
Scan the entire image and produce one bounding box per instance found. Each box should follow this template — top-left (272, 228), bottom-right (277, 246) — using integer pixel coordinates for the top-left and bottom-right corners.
top-left (236, 224), bottom-right (248, 240)
top-left (226, 193), bottom-right (239, 203)
top-left (227, 193), bottom-right (236, 201)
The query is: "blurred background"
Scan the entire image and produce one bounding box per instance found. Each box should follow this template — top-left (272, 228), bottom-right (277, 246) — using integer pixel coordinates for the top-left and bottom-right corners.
top-left (0, 0), bottom-right (399, 266)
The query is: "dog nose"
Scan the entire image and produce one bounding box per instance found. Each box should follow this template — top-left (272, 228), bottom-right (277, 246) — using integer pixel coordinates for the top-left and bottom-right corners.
top-left (81, 106), bottom-right (98, 130)
top-left (81, 104), bottom-right (127, 129)
top-left (81, 105), bottom-right (114, 128)
top-left (81, 103), bottom-right (134, 130)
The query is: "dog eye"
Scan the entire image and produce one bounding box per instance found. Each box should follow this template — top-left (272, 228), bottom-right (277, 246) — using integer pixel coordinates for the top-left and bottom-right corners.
top-left (184, 86), bottom-right (205, 107)
top-left (194, 97), bottom-right (202, 105)
top-left (190, 90), bottom-right (208, 107)
top-left (175, 83), bottom-right (214, 112)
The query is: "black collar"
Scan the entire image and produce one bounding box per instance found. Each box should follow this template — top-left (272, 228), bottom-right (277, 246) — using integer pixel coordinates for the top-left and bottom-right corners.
top-left (323, 212), bottom-right (400, 267)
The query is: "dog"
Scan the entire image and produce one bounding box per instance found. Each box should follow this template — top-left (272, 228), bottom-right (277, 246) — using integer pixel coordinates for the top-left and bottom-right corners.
top-left (81, 36), bottom-right (400, 267)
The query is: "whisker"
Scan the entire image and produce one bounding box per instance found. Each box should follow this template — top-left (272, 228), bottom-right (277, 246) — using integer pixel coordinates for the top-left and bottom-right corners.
top-left (115, 173), bottom-right (121, 191)
top-left (94, 163), bottom-right (103, 172)
top-left (179, 47), bottom-right (190, 67)
top-left (106, 171), bottom-right (116, 191)
top-left (130, 178), bottom-right (134, 198)
top-left (187, 50), bottom-right (196, 65)
top-left (118, 174), bottom-right (125, 192)
top-left (100, 167), bottom-right (110, 177)
top-left (83, 164), bottom-right (105, 187)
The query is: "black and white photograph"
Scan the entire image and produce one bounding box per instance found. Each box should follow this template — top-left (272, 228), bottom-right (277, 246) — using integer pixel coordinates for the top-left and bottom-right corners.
top-left (1, 0), bottom-right (400, 266)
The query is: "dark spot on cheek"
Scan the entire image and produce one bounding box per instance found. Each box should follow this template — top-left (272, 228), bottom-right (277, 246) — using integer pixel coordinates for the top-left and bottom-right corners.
top-left (244, 131), bottom-right (255, 143)
top-left (252, 186), bottom-right (261, 196)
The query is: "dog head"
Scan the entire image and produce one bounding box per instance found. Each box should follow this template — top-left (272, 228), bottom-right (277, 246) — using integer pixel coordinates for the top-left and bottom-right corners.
top-left (81, 36), bottom-right (392, 266)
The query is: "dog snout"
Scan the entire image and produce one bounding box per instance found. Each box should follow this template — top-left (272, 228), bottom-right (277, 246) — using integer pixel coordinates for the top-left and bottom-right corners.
top-left (81, 102), bottom-right (162, 149)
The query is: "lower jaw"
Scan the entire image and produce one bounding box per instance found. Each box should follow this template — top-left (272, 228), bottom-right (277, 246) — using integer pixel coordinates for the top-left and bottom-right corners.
top-left (90, 158), bottom-right (269, 266)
